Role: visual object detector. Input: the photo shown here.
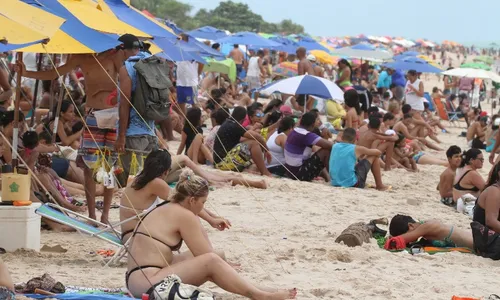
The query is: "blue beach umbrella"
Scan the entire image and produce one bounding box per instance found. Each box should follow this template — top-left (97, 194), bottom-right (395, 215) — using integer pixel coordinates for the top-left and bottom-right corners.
top-left (188, 26), bottom-right (228, 40)
top-left (215, 32), bottom-right (281, 48)
top-left (259, 75), bottom-right (344, 101)
top-left (383, 56), bottom-right (443, 73)
top-left (333, 43), bottom-right (393, 60)
top-left (400, 51), bottom-right (420, 57)
top-left (297, 36), bottom-right (330, 52)
top-left (153, 38), bottom-right (206, 63)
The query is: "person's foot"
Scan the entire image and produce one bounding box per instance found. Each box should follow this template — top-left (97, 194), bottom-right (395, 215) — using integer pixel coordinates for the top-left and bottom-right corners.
top-left (376, 184), bottom-right (391, 191)
top-left (100, 216), bottom-right (110, 226)
top-left (255, 179), bottom-right (268, 189)
top-left (384, 165), bottom-right (391, 171)
top-left (264, 288), bottom-right (297, 300)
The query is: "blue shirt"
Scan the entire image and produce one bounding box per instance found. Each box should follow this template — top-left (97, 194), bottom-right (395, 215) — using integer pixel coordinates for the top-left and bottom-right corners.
top-left (329, 142), bottom-right (357, 187)
top-left (391, 70), bottom-right (406, 87)
top-left (119, 51), bottom-right (156, 137)
top-left (377, 70), bottom-right (391, 89)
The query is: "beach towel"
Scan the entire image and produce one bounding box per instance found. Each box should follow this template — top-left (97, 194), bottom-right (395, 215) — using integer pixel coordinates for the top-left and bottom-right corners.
top-left (376, 236), bottom-right (473, 255)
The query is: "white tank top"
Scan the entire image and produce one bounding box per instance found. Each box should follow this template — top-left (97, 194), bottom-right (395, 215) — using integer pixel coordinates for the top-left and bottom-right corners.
top-left (404, 79), bottom-right (425, 111)
top-left (266, 131), bottom-right (286, 168)
top-left (247, 57), bottom-right (260, 77)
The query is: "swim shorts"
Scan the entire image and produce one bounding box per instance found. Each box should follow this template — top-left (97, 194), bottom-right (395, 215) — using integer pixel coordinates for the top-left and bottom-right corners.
top-left (76, 112), bottom-right (118, 170)
top-left (214, 143), bottom-right (252, 172)
top-left (0, 287), bottom-right (15, 300)
top-left (354, 159), bottom-right (371, 188)
top-left (176, 86), bottom-right (195, 105)
top-left (413, 151), bottom-right (425, 163)
top-left (286, 153), bottom-right (325, 182)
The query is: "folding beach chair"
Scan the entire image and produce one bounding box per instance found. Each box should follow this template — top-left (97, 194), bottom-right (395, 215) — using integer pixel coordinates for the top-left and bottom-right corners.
top-left (35, 203), bottom-right (144, 266)
top-left (445, 99), bottom-right (462, 126)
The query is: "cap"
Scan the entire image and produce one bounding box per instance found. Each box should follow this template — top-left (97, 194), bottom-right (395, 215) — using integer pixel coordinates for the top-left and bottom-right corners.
top-left (306, 54), bottom-right (316, 62)
top-left (280, 105), bottom-right (293, 115)
top-left (118, 34), bottom-right (141, 50)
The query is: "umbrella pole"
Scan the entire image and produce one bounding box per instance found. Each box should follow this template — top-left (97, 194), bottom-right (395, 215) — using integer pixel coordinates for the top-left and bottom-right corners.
top-left (12, 52), bottom-right (23, 169)
top-left (29, 54), bottom-right (44, 128)
top-left (48, 54), bottom-right (57, 113)
top-left (51, 74), bottom-right (68, 144)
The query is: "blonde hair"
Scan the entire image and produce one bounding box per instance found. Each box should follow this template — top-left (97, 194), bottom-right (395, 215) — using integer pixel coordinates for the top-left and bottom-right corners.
top-left (388, 100), bottom-right (400, 114)
top-left (171, 169), bottom-right (209, 203)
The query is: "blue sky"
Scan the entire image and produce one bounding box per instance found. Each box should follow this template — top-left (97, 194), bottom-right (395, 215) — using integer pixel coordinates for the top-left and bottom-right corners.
top-left (187, 0), bottom-right (498, 45)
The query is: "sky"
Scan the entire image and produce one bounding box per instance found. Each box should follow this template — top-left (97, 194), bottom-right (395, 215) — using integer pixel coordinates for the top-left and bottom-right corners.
top-left (186, 0), bottom-right (499, 45)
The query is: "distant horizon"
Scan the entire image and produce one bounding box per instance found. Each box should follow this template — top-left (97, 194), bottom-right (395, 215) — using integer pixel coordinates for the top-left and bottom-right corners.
top-left (186, 0), bottom-right (500, 46)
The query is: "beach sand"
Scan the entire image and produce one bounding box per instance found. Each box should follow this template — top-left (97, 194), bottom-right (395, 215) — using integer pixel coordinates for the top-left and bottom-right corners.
top-left (6, 53), bottom-right (500, 300)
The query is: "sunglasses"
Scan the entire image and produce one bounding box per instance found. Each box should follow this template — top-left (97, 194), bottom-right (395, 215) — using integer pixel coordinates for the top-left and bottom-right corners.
top-left (255, 112), bottom-right (265, 117)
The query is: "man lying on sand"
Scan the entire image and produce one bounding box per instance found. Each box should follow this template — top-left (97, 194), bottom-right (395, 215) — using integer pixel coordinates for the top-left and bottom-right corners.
top-left (384, 214), bottom-right (473, 250)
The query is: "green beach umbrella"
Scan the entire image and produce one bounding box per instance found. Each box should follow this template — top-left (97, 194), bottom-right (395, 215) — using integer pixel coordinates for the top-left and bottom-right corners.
top-left (473, 56), bottom-right (494, 65)
top-left (460, 62), bottom-right (491, 71)
top-left (203, 58), bottom-right (237, 82)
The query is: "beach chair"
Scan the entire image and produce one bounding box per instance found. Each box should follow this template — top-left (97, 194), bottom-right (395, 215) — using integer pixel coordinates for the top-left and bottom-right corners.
top-left (35, 203), bottom-right (142, 266)
top-left (444, 99), bottom-right (462, 126)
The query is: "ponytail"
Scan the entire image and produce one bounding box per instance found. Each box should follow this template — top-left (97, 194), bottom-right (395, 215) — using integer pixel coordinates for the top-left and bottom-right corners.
top-left (459, 148), bottom-right (482, 168)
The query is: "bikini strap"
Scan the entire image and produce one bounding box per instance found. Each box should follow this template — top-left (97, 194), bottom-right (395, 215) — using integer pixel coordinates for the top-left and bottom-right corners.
top-left (457, 170), bottom-right (472, 185)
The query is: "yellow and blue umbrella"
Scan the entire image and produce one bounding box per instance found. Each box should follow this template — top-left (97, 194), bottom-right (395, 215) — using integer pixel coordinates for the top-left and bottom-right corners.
top-left (0, 15), bottom-right (53, 52)
top-left (57, 0), bottom-right (151, 38)
top-left (11, 0), bottom-right (120, 54)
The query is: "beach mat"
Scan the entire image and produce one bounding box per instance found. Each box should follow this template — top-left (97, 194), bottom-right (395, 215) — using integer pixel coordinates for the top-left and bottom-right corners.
top-left (375, 235), bottom-right (473, 254)
top-left (24, 293), bottom-right (136, 300)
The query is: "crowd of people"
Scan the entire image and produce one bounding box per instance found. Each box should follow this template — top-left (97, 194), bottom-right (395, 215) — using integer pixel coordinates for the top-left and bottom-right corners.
top-left (1, 31), bottom-right (500, 299)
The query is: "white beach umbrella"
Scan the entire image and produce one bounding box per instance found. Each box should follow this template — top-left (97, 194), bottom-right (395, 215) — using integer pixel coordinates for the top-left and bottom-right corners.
top-left (259, 75), bottom-right (344, 101)
top-left (442, 68), bottom-right (500, 82)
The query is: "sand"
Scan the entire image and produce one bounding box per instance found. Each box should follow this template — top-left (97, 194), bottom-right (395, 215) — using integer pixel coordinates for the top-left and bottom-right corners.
top-left (5, 52), bottom-right (500, 300)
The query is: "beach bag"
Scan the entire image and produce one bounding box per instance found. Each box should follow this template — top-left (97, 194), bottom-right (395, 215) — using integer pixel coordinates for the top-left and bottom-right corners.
top-left (470, 221), bottom-right (500, 260)
top-left (148, 275), bottom-right (215, 300)
top-left (133, 56), bottom-right (172, 122)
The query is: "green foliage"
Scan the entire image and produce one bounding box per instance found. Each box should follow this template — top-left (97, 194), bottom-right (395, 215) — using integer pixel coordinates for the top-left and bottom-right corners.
top-left (130, 0), bottom-right (305, 34)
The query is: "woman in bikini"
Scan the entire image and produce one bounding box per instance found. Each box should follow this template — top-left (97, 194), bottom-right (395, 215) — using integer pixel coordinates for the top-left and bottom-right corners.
top-left (453, 148), bottom-right (485, 202)
top-left (473, 162), bottom-right (500, 233)
top-left (125, 167), bottom-right (297, 300)
top-left (120, 150), bottom-right (231, 243)
top-left (344, 89), bottom-right (362, 130)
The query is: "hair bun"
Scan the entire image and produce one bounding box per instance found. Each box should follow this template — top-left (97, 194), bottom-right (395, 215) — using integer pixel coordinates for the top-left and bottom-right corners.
top-left (179, 168), bottom-right (196, 182)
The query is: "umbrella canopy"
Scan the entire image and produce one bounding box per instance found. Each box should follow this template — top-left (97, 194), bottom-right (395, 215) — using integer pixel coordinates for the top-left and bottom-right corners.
top-left (333, 43), bottom-right (393, 61)
top-left (215, 32), bottom-right (281, 48)
top-left (269, 36), bottom-right (300, 53)
top-left (383, 57), bottom-right (443, 73)
top-left (272, 61), bottom-right (298, 78)
top-left (188, 26), bottom-right (228, 40)
top-left (57, 0), bottom-right (151, 38)
top-left (0, 15), bottom-right (51, 45)
top-left (11, 0), bottom-right (120, 54)
top-left (400, 51), bottom-right (420, 56)
top-left (442, 68), bottom-right (500, 82)
top-left (460, 62), bottom-right (491, 71)
top-left (297, 36), bottom-right (330, 52)
top-left (309, 50), bottom-right (334, 65)
top-left (99, 0), bottom-right (177, 38)
top-left (473, 56), bottom-right (494, 65)
top-left (153, 38), bottom-right (206, 64)
top-left (259, 75), bottom-right (344, 100)
top-left (203, 58), bottom-right (237, 82)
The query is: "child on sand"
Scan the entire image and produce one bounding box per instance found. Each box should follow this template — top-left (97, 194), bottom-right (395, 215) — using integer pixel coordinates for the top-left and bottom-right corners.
top-left (177, 108), bottom-right (214, 165)
top-left (384, 214), bottom-right (473, 250)
top-left (393, 134), bottom-right (419, 172)
top-left (438, 146), bottom-right (462, 206)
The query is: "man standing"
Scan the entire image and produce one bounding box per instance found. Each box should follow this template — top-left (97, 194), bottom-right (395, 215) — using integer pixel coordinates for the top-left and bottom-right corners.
top-left (176, 35), bottom-right (199, 118)
top-left (246, 50), bottom-right (266, 95)
top-left (296, 47), bottom-right (315, 75)
top-left (229, 44), bottom-right (244, 77)
top-left (390, 68), bottom-right (406, 101)
top-left (19, 34), bottom-right (138, 224)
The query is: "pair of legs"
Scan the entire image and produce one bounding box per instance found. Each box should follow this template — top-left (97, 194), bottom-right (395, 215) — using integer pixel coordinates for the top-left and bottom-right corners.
top-left (0, 259), bottom-right (15, 299)
top-left (60, 178), bottom-right (105, 197)
top-left (128, 253), bottom-right (296, 300)
top-left (187, 134), bottom-right (214, 165)
top-left (169, 155), bottom-right (267, 189)
top-left (373, 140), bottom-right (395, 171)
top-left (158, 112), bottom-right (182, 141)
top-left (83, 165), bottom-right (114, 224)
top-left (415, 154), bottom-right (449, 167)
top-left (37, 170), bottom-right (86, 213)
top-left (364, 155), bottom-right (389, 191)
top-left (242, 140), bottom-right (272, 177)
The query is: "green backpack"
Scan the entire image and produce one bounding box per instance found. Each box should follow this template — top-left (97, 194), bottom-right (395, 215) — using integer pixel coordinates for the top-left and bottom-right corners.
top-left (132, 56), bottom-right (172, 121)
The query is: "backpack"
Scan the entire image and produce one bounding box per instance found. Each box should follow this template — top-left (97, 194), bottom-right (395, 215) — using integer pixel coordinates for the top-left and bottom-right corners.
top-left (132, 56), bottom-right (172, 121)
top-left (470, 221), bottom-right (500, 260)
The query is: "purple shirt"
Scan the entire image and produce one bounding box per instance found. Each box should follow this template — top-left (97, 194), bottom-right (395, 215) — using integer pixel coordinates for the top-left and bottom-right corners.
top-left (284, 127), bottom-right (321, 169)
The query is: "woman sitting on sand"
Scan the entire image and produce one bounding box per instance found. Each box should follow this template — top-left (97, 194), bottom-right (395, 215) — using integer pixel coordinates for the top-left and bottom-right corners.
top-left (177, 108), bottom-right (213, 165)
top-left (265, 116), bottom-right (295, 176)
top-left (120, 150), bottom-right (267, 242)
top-left (453, 149), bottom-right (485, 202)
top-left (384, 214), bottom-right (473, 250)
top-left (473, 162), bottom-right (500, 233)
top-left (125, 167), bottom-right (296, 300)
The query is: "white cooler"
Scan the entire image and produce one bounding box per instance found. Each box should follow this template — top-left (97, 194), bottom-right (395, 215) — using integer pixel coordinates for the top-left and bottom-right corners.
top-left (0, 203), bottom-right (41, 252)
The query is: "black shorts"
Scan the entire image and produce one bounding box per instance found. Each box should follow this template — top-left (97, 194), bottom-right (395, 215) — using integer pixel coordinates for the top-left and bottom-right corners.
top-left (267, 165), bottom-right (287, 177)
top-left (358, 91), bottom-right (372, 113)
top-left (354, 159), bottom-right (371, 188)
top-left (286, 153), bottom-right (324, 182)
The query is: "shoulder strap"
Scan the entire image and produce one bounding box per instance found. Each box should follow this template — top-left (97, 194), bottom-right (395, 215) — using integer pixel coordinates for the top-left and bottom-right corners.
top-left (457, 170), bottom-right (472, 185)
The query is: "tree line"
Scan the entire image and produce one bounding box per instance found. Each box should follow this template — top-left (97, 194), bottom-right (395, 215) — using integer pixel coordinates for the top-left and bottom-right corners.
top-left (131, 0), bottom-right (305, 35)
